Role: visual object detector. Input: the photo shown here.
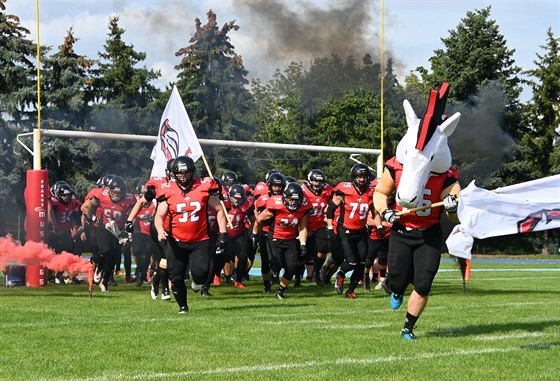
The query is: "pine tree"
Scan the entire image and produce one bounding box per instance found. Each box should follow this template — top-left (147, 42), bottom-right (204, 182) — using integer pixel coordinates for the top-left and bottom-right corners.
top-left (174, 10), bottom-right (254, 177)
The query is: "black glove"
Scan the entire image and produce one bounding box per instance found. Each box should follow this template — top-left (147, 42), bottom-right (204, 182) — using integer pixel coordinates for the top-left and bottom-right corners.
top-left (216, 233), bottom-right (228, 255)
top-left (250, 231), bottom-right (259, 251)
top-left (118, 229), bottom-right (129, 240)
top-left (327, 228), bottom-right (335, 241)
top-left (443, 194), bottom-right (458, 213)
top-left (299, 243), bottom-right (307, 257)
top-left (124, 221), bottom-right (134, 233)
top-left (381, 209), bottom-right (400, 224)
top-left (376, 225), bottom-right (386, 239)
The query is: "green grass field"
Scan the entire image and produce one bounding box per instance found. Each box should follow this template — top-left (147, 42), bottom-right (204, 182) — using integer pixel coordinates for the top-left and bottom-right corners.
top-left (1, 257), bottom-right (559, 381)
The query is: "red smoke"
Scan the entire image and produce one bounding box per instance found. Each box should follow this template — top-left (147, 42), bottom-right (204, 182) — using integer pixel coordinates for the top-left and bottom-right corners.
top-left (0, 235), bottom-right (93, 287)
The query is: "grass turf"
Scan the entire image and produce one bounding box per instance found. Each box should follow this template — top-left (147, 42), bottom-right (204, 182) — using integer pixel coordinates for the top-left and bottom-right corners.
top-left (1, 257), bottom-right (559, 381)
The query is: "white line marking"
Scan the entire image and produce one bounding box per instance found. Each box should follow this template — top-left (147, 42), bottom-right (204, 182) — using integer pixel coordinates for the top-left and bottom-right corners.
top-left (473, 332), bottom-right (545, 341)
top-left (51, 347), bottom-right (526, 381)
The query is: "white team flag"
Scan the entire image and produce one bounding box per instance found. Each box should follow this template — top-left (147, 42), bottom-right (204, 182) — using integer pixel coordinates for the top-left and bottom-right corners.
top-left (446, 175), bottom-right (560, 259)
top-left (150, 85), bottom-right (203, 177)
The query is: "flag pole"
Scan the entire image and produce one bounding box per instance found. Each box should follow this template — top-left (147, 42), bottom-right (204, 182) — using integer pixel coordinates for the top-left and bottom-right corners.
top-left (396, 188), bottom-right (497, 216)
top-left (199, 153), bottom-right (233, 229)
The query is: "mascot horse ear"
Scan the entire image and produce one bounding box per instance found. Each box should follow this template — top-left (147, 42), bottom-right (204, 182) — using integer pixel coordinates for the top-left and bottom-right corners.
top-left (416, 82), bottom-right (449, 151)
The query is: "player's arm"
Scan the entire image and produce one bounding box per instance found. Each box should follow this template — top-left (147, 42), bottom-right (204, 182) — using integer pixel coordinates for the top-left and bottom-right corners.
top-left (154, 200), bottom-right (169, 241)
top-left (373, 169), bottom-right (395, 215)
top-left (298, 213), bottom-right (308, 245)
top-left (441, 181), bottom-right (461, 223)
top-left (252, 209), bottom-right (273, 235)
top-left (325, 193), bottom-right (342, 230)
top-left (209, 194), bottom-right (228, 234)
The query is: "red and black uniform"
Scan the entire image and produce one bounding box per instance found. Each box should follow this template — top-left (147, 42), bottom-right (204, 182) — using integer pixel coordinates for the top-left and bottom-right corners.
top-left (94, 190), bottom-right (136, 288)
top-left (132, 199), bottom-right (158, 282)
top-left (48, 196), bottom-right (82, 254)
top-left (83, 187), bottom-right (104, 261)
top-left (365, 178), bottom-right (392, 271)
top-left (254, 192), bottom-right (272, 279)
top-left (226, 199), bottom-right (254, 283)
top-left (332, 181), bottom-right (374, 292)
top-left (159, 177), bottom-right (220, 304)
top-left (264, 195), bottom-right (312, 280)
top-left (301, 182), bottom-right (334, 267)
top-left (385, 156), bottom-right (459, 297)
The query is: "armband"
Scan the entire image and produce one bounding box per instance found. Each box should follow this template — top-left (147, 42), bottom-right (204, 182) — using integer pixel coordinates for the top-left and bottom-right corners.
top-left (144, 188), bottom-right (156, 202)
top-left (326, 200), bottom-right (338, 219)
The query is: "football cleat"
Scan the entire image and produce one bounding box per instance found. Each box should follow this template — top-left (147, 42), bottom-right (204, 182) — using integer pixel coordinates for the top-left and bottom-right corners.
top-left (178, 306), bottom-right (188, 314)
top-left (401, 328), bottom-right (417, 341)
top-left (390, 293), bottom-right (403, 310)
top-left (162, 288), bottom-right (171, 300)
top-left (234, 282), bottom-right (246, 289)
top-left (375, 277), bottom-right (386, 290)
top-left (150, 284), bottom-right (159, 300)
top-left (335, 273), bottom-right (345, 294)
top-left (345, 291), bottom-right (356, 300)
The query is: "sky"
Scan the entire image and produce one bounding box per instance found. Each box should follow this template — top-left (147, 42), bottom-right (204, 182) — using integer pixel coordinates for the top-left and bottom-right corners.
top-left (6, 0), bottom-right (560, 102)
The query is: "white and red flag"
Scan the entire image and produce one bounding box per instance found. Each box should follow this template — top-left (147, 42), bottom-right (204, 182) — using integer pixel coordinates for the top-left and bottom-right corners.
top-left (150, 85), bottom-right (203, 177)
top-left (446, 175), bottom-right (560, 259)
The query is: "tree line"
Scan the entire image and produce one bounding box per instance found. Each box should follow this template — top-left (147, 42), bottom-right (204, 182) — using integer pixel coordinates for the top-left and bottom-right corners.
top-left (0, 2), bottom-right (558, 253)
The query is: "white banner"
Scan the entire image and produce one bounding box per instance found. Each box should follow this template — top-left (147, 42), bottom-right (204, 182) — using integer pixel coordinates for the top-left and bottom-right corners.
top-left (150, 85), bottom-right (203, 177)
top-left (446, 175), bottom-right (560, 259)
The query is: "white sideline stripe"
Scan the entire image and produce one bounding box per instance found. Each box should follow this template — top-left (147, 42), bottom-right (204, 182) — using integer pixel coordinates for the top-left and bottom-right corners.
top-left (473, 332), bottom-right (545, 341)
top-left (55, 347), bottom-right (522, 381)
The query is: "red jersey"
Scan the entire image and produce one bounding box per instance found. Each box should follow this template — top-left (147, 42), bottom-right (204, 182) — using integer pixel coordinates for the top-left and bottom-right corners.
top-left (333, 181), bottom-right (374, 231)
top-left (253, 181), bottom-right (268, 199)
top-left (84, 188), bottom-right (105, 226)
top-left (255, 193), bottom-right (271, 233)
top-left (264, 195), bottom-right (312, 240)
top-left (386, 157), bottom-right (458, 229)
top-left (146, 176), bottom-right (170, 199)
top-left (135, 200), bottom-right (156, 235)
top-left (227, 199), bottom-right (254, 239)
top-left (95, 189), bottom-right (136, 229)
top-left (302, 182), bottom-right (334, 232)
top-left (160, 177), bottom-right (219, 243)
top-left (49, 196), bottom-right (82, 232)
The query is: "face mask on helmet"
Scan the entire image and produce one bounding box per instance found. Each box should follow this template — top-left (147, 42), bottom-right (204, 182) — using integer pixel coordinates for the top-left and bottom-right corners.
top-left (174, 170), bottom-right (194, 189)
top-left (228, 185), bottom-right (246, 208)
top-left (307, 170), bottom-right (325, 194)
top-left (283, 183), bottom-right (304, 211)
top-left (267, 173), bottom-right (286, 196)
top-left (57, 186), bottom-right (73, 205)
top-left (351, 164), bottom-right (370, 192)
top-left (108, 176), bottom-right (127, 202)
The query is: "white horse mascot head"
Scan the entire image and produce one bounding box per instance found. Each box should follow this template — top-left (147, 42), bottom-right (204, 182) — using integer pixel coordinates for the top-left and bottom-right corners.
top-left (395, 83), bottom-right (461, 209)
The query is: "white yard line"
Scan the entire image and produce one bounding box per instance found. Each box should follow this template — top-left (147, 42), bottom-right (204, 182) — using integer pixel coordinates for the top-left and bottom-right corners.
top-left (51, 347), bottom-right (527, 381)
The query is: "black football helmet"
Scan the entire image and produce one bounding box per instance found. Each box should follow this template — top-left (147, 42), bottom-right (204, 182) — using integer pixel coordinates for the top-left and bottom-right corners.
top-left (351, 163), bottom-right (371, 193)
top-left (228, 184), bottom-right (246, 208)
top-left (221, 171), bottom-right (238, 190)
top-left (267, 173), bottom-right (286, 196)
top-left (307, 169), bottom-right (326, 194)
top-left (265, 168), bottom-right (283, 182)
top-left (283, 182), bottom-right (304, 211)
top-left (107, 176), bottom-right (127, 203)
top-left (172, 156), bottom-right (196, 190)
top-left (284, 176), bottom-right (297, 183)
top-left (136, 180), bottom-right (148, 195)
top-left (50, 180), bottom-right (69, 198)
top-left (96, 174), bottom-right (116, 188)
top-left (165, 158), bottom-right (175, 180)
top-left (57, 184), bottom-right (73, 205)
